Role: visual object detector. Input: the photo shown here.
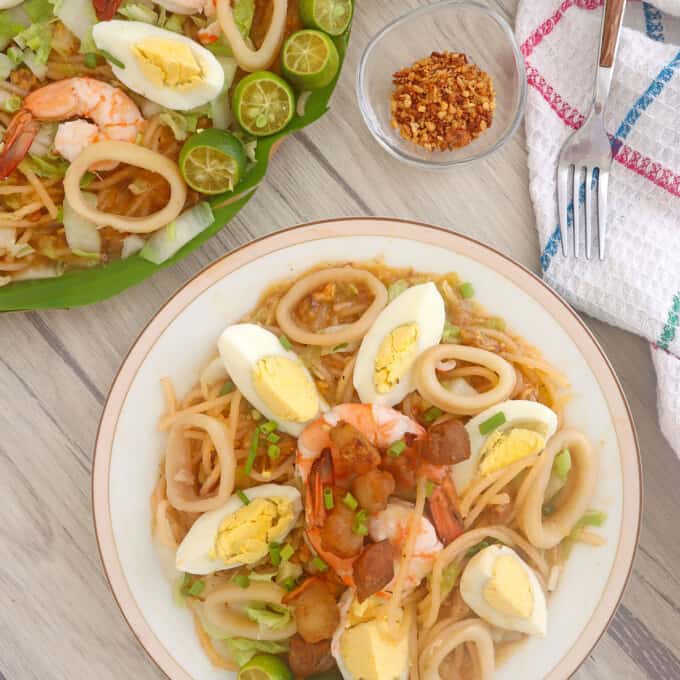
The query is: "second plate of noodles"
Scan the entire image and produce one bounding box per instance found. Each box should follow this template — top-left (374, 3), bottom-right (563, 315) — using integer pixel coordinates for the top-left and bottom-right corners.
top-left (0, 0), bottom-right (352, 310)
top-left (150, 260), bottom-right (606, 680)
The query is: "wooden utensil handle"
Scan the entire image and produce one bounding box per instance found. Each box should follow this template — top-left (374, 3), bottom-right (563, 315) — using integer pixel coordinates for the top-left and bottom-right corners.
top-left (600, 0), bottom-right (626, 67)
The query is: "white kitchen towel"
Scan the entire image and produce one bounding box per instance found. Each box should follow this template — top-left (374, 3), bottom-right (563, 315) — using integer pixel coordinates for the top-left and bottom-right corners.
top-left (515, 0), bottom-right (680, 456)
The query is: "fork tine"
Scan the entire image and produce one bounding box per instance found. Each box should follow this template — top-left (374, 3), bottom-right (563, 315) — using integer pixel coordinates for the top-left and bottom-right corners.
top-left (573, 166), bottom-right (583, 257)
top-left (584, 167), bottom-right (595, 260)
top-left (597, 171), bottom-right (608, 260)
top-left (557, 164), bottom-right (571, 256)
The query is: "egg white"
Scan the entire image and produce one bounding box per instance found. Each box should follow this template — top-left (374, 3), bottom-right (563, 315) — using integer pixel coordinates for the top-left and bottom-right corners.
top-left (218, 323), bottom-right (326, 437)
top-left (331, 590), bottom-right (410, 680)
top-left (175, 483), bottom-right (302, 574)
top-left (91, 21), bottom-right (224, 110)
top-left (452, 400), bottom-right (559, 495)
top-left (459, 544), bottom-right (547, 637)
top-left (353, 282), bottom-right (445, 407)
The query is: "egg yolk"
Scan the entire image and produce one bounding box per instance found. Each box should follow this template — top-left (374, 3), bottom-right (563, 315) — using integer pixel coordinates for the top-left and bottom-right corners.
top-left (478, 428), bottom-right (546, 476)
top-left (133, 38), bottom-right (203, 90)
top-left (340, 606), bottom-right (410, 680)
top-left (483, 554), bottom-right (534, 618)
top-left (252, 355), bottom-right (319, 423)
top-left (373, 323), bottom-right (419, 394)
top-left (212, 497), bottom-right (294, 565)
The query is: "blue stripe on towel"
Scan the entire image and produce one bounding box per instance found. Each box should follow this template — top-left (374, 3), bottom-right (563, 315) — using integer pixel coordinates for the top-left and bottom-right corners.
top-left (642, 2), bottom-right (665, 43)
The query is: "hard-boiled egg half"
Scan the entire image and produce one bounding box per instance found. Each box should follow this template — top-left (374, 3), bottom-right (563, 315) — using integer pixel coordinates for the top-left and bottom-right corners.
top-left (331, 589), bottom-right (411, 680)
top-left (176, 484), bottom-right (302, 574)
top-left (460, 544), bottom-right (547, 637)
top-left (219, 323), bottom-right (326, 437)
top-left (452, 400), bottom-right (559, 495)
top-left (353, 282), bottom-right (445, 407)
top-left (92, 21), bottom-right (224, 110)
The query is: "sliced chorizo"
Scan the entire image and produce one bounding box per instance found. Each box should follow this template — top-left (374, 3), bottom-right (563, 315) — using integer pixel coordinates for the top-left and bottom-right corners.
top-left (329, 421), bottom-right (381, 477)
top-left (352, 539), bottom-right (395, 602)
top-left (417, 419), bottom-right (471, 465)
top-left (288, 635), bottom-right (335, 678)
top-left (352, 469), bottom-right (395, 513)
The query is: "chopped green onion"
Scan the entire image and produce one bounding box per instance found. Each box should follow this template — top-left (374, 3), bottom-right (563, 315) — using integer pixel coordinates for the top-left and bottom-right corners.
top-left (575, 510), bottom-right (607, 530)
top-left (269, 542), bottom-right (282, 566)
top-left (466, 539), bottom-right (497, 557)
top-left (348, 283), bottom-right (358, 295)
top-left (387, 440), bottom-right (406, 457)
top-left (458, 282), bottom-right (475, 299)
top-left (440, 562), bottom-right (462, 598)
top-left (553, 448), bottom-right (572, 481)
top-left (266, 432), bottom-right (280, 444)
top-left (97, 49), bottom-right (125, 69)
top-left (83, 52), bottom-right (97, 69)
top-left (267, 444), bottom-right (281, 460)
top-left (343, 492), bottom-right (358, 511)
top-left (478, 411), bottom-right (506, 436)
top-left (251, 409), bottom-right (262, 421)
top-left (80, 172), bottom-right (96, 188)
top-left (279, 334), bottom-right (292, 350)
top-left (387, 279), bottom-right (409, 302)
top-left (179, 572), bottom-right (192, 595)
top-left (245, 428), bottom-right (259, 475)
top-left (353, 509), bottom-right (369, 536)
top-left (425, 480), bottom-right (436, 497)
top-left (332, 342), bottom-right (348, 352)
top-left (280, 544), bottom-right (295, 562)
top-left (188, 579), bottom-right (205, 597)
top-left (323, 487), bottom-right (334, 510)
top-left (543, 504), bottom-right (556, 516)
top-left (237, 490), bottom-right (250, 505)
top-left (423, 406), bottom-right (443, 424)
top-left (441, 321), bottom-right (461, 342)
top-left (233, 574), bottom-right (250, 589)
top-left (484, 316), bottom-right (506, 331)
top-left (220, 380), bottom-right (235, 396)
top-left (260, 420), bottom-right (278, 434)
top-left (310, 556), bottom-right (328, 572)
top-left (281, 577), bottom-right (297, 591)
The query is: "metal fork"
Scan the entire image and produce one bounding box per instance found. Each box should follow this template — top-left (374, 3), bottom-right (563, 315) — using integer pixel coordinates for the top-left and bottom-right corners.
top-left (557, 0), bottom-right (626, 259)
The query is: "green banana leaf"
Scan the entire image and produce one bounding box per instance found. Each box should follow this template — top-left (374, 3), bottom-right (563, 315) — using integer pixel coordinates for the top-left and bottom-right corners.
top-left (0, 31), bottom-right (351, 311)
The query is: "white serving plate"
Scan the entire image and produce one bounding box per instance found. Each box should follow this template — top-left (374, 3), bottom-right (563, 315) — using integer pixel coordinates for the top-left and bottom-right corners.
top-left (93, 218), bottom-right (641, 680)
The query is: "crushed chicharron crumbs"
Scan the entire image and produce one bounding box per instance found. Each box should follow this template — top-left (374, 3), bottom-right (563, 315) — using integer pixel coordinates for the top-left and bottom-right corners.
top-left (390, 51), bottom-right (496, 152)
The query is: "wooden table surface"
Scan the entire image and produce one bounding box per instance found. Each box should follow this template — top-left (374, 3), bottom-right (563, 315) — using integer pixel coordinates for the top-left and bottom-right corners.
top-left (2, 1), bottom-right (679, 679)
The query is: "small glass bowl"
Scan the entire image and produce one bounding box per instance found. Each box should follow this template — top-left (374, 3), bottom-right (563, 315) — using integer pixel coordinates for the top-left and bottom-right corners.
top-left (356, 0), bottom-right (527, 169)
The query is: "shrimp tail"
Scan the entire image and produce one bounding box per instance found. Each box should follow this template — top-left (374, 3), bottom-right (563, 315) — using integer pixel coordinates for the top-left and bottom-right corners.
top-left (429, 477), bottom-right (464, 545)
top-left (0, 110), bottom-right (39, 180)
top-left (308, 448), bottom-right (334, 529)
top-left (93, 0), bottom-right (123, 20)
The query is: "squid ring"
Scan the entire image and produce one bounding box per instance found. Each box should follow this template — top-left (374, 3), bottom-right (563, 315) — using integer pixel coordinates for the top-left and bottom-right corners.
top-left (517, 429), bottom-right (598, 550)
top-left (276, 267), bottom-right (388, 347)
top-left (165, 413), bottom-right (235, 513)
top-left (204, 582), bottom-right (297, 641)
top-left (414, 344), bottom-right (516, 415)
top-left (217, 0), bottom-right (288, 72)
top-left (419, 619), bottom-right (495, 680)
top-left (63, 141), bottom-right (187, 233)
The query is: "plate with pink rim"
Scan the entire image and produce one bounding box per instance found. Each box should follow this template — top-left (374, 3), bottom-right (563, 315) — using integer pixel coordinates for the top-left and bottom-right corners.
top-left (92, 217), bottom-right (641, 680)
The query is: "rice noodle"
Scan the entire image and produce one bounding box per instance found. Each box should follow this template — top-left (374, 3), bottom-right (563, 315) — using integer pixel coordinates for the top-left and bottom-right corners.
top-left (21, 166), bottom-right (58, 218)
top-left (63, 141), bottom-right (187, 233)
top-left (517, 429), bottom-right (597, 549)
top-left (414, 345), bottom-right (516, 415)
top-left (276, 267), bottom-right (388, 346)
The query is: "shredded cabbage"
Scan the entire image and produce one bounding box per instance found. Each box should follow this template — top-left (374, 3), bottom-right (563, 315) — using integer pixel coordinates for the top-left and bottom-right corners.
top-left (14, 23), bottom-right (52, 64)
top-left (21, 154), bottom-right (68, 179)
top-left (63, 192), bottom-right (101, 255)
top-left (0, 9), bottom-right (26, 51)
top-left (159, 109), bottom-right (200, 141)
top-left (233, 0), bottom-right (254, 38)
top-left (117, 1), bottom-right (158, 23)
top-left (225, 638), bottom-right (289, 668)
top-left (0, 92), bottom-right (21, 112)
top-left (245, 602), bottom-right (292, 630)
top-left (49, 0), bottom-right (97, 52)
top-left (210, 57), bottom-right (237, 129)
top-left (163, 12), bottom-right (183, 33)
top-left (23, 0), bottom-right (54, 22)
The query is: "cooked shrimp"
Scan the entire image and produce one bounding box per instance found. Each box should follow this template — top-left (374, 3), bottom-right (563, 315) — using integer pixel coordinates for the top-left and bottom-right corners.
top-left (0, 78), bottom-right (144, 177)
top-left (297, 403), bottom-right (425, 586)
top-left (369, 501), bottom-right (443, 594)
